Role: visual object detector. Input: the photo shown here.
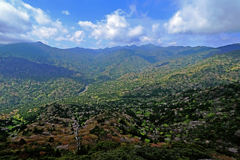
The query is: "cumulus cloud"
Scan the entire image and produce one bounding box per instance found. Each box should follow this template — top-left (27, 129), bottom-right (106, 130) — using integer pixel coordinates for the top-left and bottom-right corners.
top-left (152, 24), bottom-right (159, 33)
top-left (22, 2), bottom-right (51, 25)
top-left (128, 25), bottom-right (145, 37)
top-left (62, 10), bottom-right (70, 15)
top-left (0, 0), bottom-right (68, 44)
top-left (0, 0), bottom-right (31, 34)
top-left (78, 21), bottom-right (96, 28)
top-left (78, 9), bottom-right (145, 44)
top-left (165, 0), bottom-right (240, 34)
top-left (31, 26), bottom-right (58, 39)
top-left (0, 32), bottom-right (32, 44)
top-left (55, 30), bottom-right (85, 44)
top-left (167, 42), bottom-right (177, 46)
top-left (140, 36), bottom-right (152, 42)
top-left (69, 31), bottom-right (85, 44)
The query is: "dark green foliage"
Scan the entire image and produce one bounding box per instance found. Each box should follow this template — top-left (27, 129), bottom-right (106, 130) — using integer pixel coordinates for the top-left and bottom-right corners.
top-left (0, 144), bottom-right (59, 159)
top-left (89, 125), bottom-right (105, 135)
top-left (134, 146), bottom-right (211, 160)
top-left (0, 131), bottom-right (8, 142)
top-left (86, 145), bottom-right (211, 160)
top-left (1, 43), bottom-right (240, 159)
top-left (119, 119), bottom-right (126, 125)
top-left (91, 141), bottom-right (120, 152)
top-left (18, 138), bottom-right (26, 145)
top-left (49, 137), bottom-right (54, 143)
top-left (171, 141), bottom-right (206, 152)
top-left (55, 149), bottom-right (61, 158)
top-left (77, 145), bottom-right (90, 155)
top-left (96, 149), bottom-right (143, 160)
top-left (33, 126), bottom-right (43, 134)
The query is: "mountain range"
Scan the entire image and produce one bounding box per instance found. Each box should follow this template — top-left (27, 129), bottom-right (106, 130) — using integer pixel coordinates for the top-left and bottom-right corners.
top-left (0, 42), bottom-right (240, 159)
top-left (1, 42), bottom-right (240, 109)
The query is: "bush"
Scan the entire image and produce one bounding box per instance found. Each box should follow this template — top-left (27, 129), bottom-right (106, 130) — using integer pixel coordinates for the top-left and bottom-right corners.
top-left (90, 126), bottom-right (106, 136)
top-left (92, 141), bottom-right (120, 152)
top-left (19, 138), bottom-right (27, 145)
top-left (48, 137), bottom-right (54, 143)
top-left (33, 127), bottom-right (43, 134)
top-left (171, 141), bottom-right (206, 152)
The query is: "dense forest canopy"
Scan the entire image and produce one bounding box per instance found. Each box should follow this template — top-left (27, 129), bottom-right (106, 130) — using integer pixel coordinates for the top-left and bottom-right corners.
top-left (0, 42), bottom-right (240, 159)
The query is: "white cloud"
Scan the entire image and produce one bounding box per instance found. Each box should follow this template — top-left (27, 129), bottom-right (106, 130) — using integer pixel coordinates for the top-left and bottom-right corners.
top-left (167, 42), bottom-right (177, 46)
top-left (52, 19), bottom-right (68, 34)
top-left (96, 39), bottom-right (102, 45)
top-left (129, 5), bottom-right (137, 16)
top-left (38, 39), bottom-right (48, 44)
top-left (62, 10), bottom-right (70, 15)
top-left (78, 9), bottom-right (145, 44)
top-left (140, 36), bottom-right (152, 42)
top-left (78, 21), bottom-right (96, 28)
top-left (128, 25), bottom-right (145, 37)
top-left (0, 0), bottom-right (70, 44)
top-left (157, 39), bottom-right (162, 44)
top-left (55, 36), bottom-right (67, 41)
top-left (0, 0), bottom-right (31, 34)
top-left (22, 2), bottom-right (51, 25)
top-left (166, 0), bottom-right (240, 34)
top-left (31, 25), bottom-right (58, 39)
top-left (152, 24), bottom-right (159, 33)
top-left (69, 31), bottom-right (85, 44)
top-left (55, 31), bottom-right (85, 44)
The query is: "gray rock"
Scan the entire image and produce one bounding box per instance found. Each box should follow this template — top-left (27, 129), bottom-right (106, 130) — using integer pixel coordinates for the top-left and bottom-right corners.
top-left (228, 148), bottom-right (238, 153)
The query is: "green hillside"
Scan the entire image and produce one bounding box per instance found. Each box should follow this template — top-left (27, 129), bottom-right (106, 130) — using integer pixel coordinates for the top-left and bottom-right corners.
top-left (91, 49), bottom-right (151, 80)
top-left (0, 42), bottom-right (92, 74)
top-left (0, 56), bottom-right (85, 109)
top-left (67, 50), bottom-right (239, 106)
top-left (0, 43), bottom-right (240, 159)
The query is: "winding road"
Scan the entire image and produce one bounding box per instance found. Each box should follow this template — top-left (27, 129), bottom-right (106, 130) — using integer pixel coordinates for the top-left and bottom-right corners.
top-left (79, 84), bottom-right (88, 95)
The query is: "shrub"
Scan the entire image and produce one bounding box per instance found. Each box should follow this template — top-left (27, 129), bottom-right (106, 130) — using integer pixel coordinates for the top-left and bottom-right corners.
top-left (19, 138), bottom-right (27, 145)
top-left (92, 141), bottom-right (120, 152)
top-left (48, 137), bottom-right (54, 143)
top-left (33, 127), bottom-right (43, 134)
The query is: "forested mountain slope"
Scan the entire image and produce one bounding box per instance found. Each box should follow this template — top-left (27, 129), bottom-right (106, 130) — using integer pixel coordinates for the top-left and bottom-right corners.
top-left (0, 42), bottom-right (240, 112)
top-left (1, 75), bottom-right (240, 159)
top-left (0, 42), bottom-right (240, 159)
top-left (91, 49), bottom-right (151, 80)
top-left (0, 42), bottom-right (219, 109)
top-left (0, 42), bottom-right (92, 74)
top-left (67, 50), bottom-right (240, 106)
top-left (0, 56), bottom-right (85, 109)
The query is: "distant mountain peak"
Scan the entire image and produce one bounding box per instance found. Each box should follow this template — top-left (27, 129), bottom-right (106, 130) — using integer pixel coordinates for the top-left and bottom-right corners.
top-left (34, 41), bottom-right (49, 46)
top-left (142, 43), bottom-right (155, 47)
top-left (36, 41), bottom-right (44, 44)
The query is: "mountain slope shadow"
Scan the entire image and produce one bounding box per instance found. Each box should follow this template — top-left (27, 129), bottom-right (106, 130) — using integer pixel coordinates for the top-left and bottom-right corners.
top-left (0, 57), bottom-right (78, 81)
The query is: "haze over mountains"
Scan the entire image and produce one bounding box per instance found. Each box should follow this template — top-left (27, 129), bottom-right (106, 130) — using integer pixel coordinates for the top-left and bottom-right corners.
top-left (1, 42), bottom-right (239, 79)
top-left (1, 0), bottom-right (240, 158)
top-left (0, 42), bottom-right (239, 110)
top-left (1, 41), bottom-right (240, 159)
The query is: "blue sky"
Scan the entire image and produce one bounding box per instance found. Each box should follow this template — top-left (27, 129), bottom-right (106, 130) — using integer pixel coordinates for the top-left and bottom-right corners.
top-left (1, 0), bottom-right (240, 48)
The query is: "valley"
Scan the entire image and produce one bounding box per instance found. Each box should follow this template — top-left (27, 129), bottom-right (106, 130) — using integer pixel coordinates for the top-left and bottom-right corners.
top-left (0, 42), bottom-right (240, 159)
